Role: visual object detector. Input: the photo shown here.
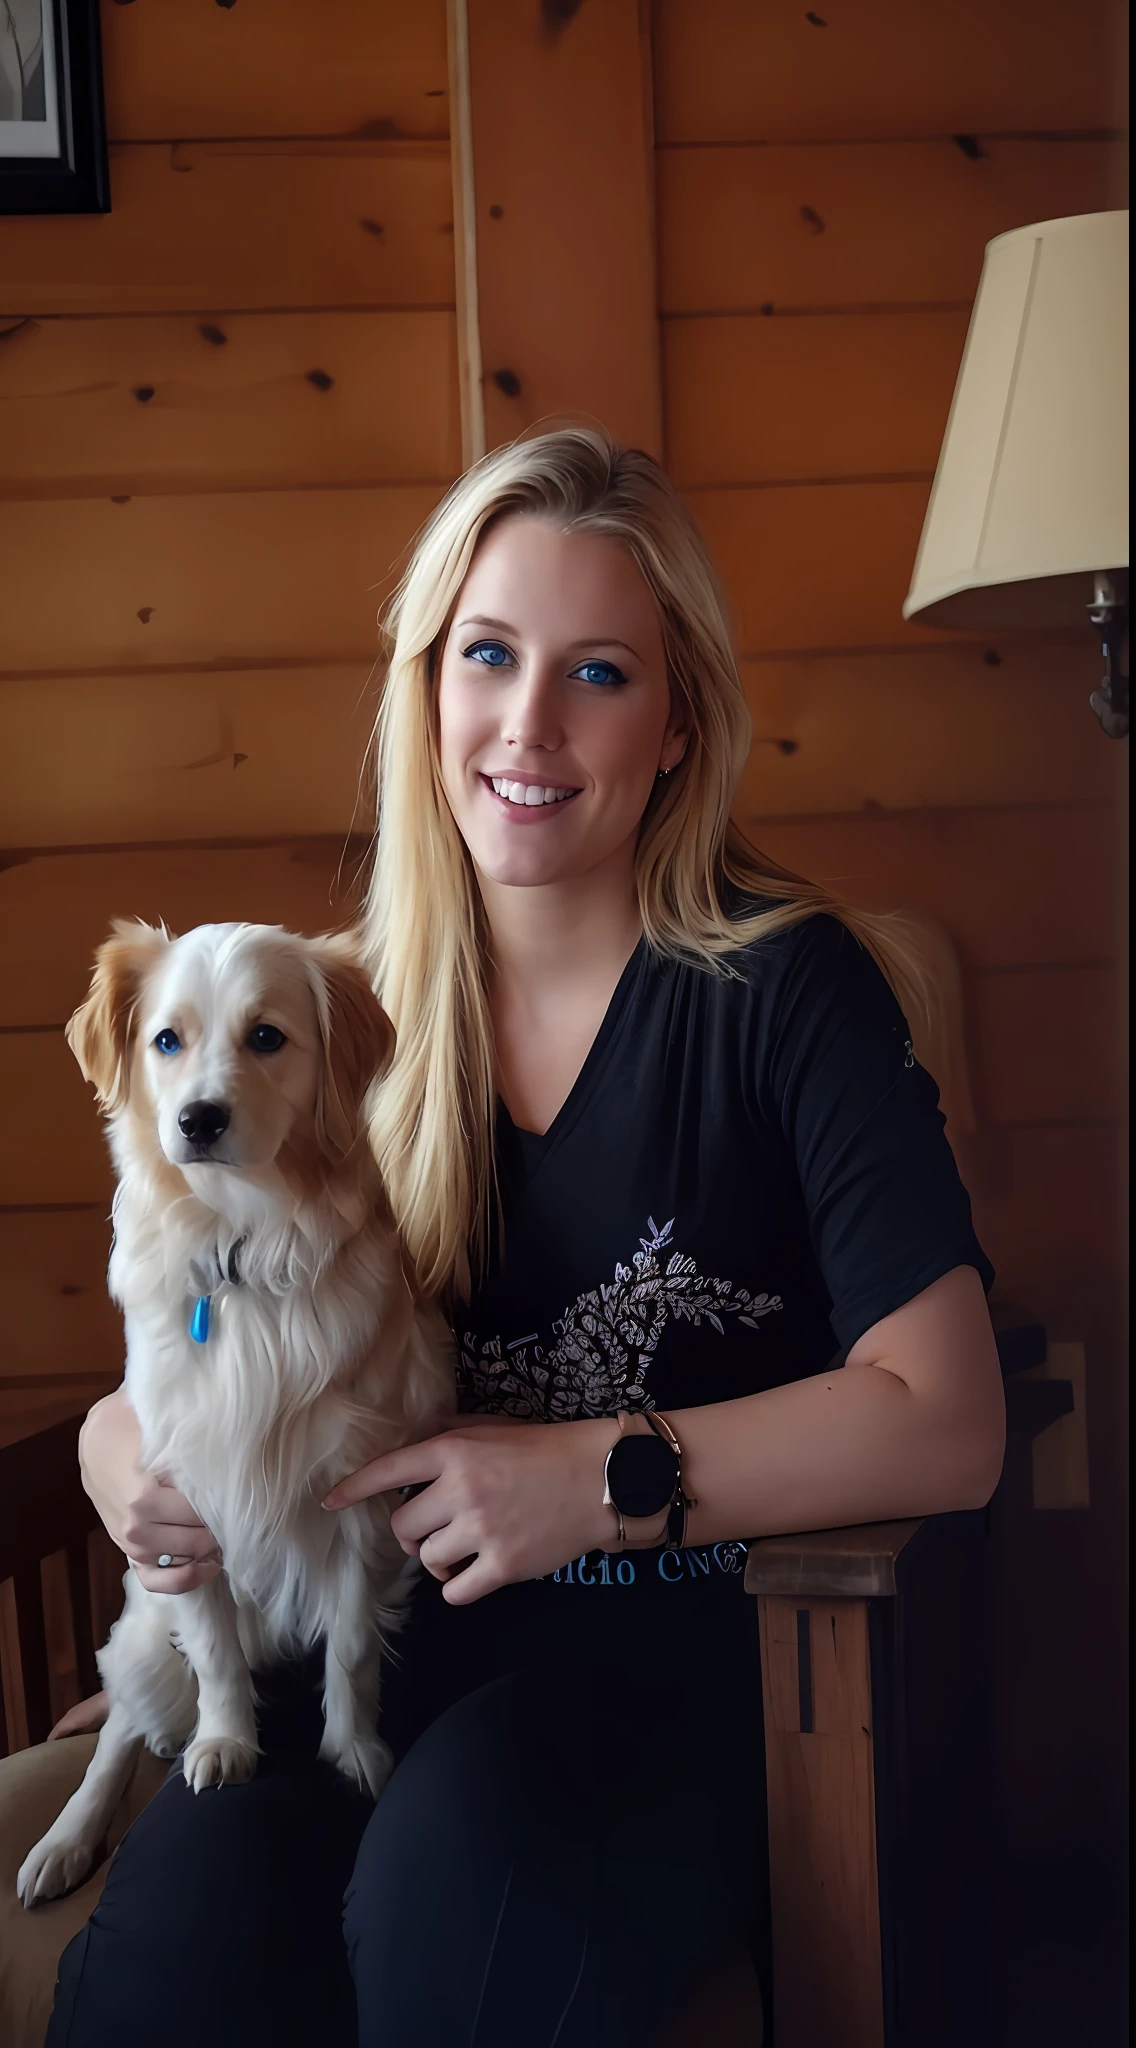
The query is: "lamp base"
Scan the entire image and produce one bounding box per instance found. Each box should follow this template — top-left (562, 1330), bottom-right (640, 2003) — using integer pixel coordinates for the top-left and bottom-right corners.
top-left (1088, 572), bottom-right (1129, 739)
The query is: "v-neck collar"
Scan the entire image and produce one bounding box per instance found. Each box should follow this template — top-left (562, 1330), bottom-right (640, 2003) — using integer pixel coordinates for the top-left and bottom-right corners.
top-left (497, 935), bottom-right (649, 1178)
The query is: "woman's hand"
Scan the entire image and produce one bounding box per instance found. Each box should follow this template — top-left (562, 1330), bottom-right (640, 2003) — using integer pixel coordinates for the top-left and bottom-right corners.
top-left (48, 1691), bottom-right (109, 1741)
top-left (80, 1388), bottom-right (223, 1596)
top-left (323, 1415), bottom-right (619, 1605)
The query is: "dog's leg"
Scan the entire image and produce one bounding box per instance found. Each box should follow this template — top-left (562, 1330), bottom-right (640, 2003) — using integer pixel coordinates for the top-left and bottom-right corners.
top-left (174, 1576), bottom-right (260, 1792)
top-left (99, 1577), bottom-right (197, 1760)
top-left (318, 1543), bottom-right (392, 1800)
top-left (17, 1702), bottom-right (142, 1907)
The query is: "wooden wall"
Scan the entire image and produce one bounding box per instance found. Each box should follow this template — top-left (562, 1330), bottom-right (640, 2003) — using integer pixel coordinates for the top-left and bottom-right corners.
top-left (0, 0), bottom-right (459, 1398)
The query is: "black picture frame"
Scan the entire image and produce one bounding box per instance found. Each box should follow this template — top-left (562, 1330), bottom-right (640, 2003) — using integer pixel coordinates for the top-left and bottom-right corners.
top-left (0, 0), bottom-right (109, 215)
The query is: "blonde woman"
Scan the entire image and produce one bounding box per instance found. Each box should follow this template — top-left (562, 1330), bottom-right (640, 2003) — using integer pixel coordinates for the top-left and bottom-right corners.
top-left (54, 430), bottom-right (1004, 2046)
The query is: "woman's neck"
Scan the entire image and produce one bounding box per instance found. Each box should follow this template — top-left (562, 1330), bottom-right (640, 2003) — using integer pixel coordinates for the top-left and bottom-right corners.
top-left (479, 851), bottom-right (642, 1011)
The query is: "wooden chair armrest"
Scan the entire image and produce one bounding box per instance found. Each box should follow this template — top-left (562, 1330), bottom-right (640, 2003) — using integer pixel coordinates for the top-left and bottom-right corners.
top-left (744, 1519), bottom-right (926, 1600)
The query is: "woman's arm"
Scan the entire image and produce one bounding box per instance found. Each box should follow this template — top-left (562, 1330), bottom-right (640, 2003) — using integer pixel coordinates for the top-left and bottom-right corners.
top-left (80, 1386), bottom-right (223, 1595)
top-left (667, 1263), bottom-right (1004, 1549)
top-left (326, 1263), bottom-right (1004, 1605)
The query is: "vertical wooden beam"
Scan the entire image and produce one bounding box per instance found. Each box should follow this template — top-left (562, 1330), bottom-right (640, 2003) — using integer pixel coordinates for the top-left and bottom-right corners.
top-left (758, 1593), bottom-right (886, 2048)
top-left (446, 0), bottom-right (661, 459)
top-left (447, 0), bottom-right (487, 467)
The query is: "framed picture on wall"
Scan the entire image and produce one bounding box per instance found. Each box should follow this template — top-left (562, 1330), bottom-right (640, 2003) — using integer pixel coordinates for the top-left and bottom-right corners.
top-left (0, 0), bottom-right (108, 213)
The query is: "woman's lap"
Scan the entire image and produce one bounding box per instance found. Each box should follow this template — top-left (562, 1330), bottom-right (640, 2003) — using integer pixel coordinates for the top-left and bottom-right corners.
top-left (48, 1614), bottom-right (766, 2046)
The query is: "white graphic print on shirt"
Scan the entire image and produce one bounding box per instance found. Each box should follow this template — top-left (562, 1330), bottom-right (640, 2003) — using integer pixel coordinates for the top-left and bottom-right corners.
top-left (459, 1216), bottom-right (782, 1422)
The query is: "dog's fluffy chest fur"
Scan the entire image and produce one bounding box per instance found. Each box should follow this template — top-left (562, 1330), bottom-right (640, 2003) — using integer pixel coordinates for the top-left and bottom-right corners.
top-left (111, 1172), bottom-right (449, 1650)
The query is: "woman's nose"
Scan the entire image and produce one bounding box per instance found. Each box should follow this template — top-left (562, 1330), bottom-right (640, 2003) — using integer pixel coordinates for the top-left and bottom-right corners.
top-left (500, 665), bottom-right (564, 751)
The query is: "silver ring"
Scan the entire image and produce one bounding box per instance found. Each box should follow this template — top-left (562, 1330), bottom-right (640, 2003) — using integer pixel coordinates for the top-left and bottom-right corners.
top-left (157, 1554), bottom-right (175, 1569)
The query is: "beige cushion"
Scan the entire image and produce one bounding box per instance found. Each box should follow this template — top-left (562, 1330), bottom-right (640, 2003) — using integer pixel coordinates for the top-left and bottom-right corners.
top-left (0, 1736), bottom-right (166, 2048)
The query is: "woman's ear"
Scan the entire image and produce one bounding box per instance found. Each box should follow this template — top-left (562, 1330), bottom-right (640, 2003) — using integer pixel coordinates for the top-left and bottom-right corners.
top-left (66, 922), bottom-right (169, 1113)
top-left (309, 933), bottom-right (396, 1161)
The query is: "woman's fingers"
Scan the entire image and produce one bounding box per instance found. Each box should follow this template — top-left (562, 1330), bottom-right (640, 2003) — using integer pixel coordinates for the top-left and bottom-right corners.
top-left (124, 1523), bottom-right (221, 1564)
top-left (48, 1691), bottom-right (110, 1741)
top-left (129, 1556), bottom-right (223, 1596)
top-left (323, 1437), bottom-right (447, 1511)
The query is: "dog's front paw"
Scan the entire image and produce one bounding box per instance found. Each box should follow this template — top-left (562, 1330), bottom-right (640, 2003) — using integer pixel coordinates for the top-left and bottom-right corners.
top-left (183, 1735), bottom-right (259, 1793)
top-left (17, 1833), bottom-right (96, 1909)
top-left (322, 1731), bottom-right (393, 1800)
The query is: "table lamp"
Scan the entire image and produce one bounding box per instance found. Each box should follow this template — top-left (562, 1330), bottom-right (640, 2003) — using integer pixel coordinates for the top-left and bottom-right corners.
top-left (904, 210), bottom-right (1129, 737)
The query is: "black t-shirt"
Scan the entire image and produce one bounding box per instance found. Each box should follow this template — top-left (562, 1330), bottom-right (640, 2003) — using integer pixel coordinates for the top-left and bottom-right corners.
top-left (446, 911), bottom-right (993, 1667)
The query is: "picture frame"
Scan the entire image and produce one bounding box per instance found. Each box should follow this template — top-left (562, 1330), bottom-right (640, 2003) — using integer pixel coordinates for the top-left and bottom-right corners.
top-left (0, 0), bottom-right (108, 214)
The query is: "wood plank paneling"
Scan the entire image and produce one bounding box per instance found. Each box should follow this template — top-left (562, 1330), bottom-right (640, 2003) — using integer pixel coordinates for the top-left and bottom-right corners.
top-left (658, 140), bottom-right (1116, 314)
top-left (971, 968), bottom-right (1126, 1127)
top-left (462, 0), bottom-right (660, 454)
top-left (0, 1214), bottom-right (119, 1383)
top-left (956, 1124), bottom-right (1126, 1289)
top-left (654, 0), bottom-right (1126, 143)
top-left (0, 314), bottom-right (460, 499)
top-left (0, 144), bottom-right (454, 317)
top-left (689, 480), bottom-right (943, 652)
top-left (746, 806), bottom-right (1123, 969)
top-left (0, 1039), bottom-right (113, 1207)
top-left (665, 310), bottom-right (970, 484)
top-left (1, 669), bottom-right (375, 849)
top-left (736, 644), bottom-right (1126, 817)
top-left (0, 843), bottom-right (362, 1029)
top-left (0, 487), bottom-right (440, 674)
top-left (102, 0), bottom-right (449, 144)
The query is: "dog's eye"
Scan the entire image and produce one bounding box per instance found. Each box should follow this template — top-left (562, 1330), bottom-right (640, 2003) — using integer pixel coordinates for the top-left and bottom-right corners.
top-left (247, 1024), bottom-right (286, 1054)
top-left (153, 1029), bottom-right (181, 1056)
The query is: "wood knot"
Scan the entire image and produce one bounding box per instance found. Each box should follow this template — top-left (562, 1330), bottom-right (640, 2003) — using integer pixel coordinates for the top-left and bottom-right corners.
top-left (805, 10), bottom-right (828, 23)
top-left (799, 205), bottom-right (826, 235)
top-left (952, 134), bottom-right (987, 160)
top-left (133, 385), bottom-right (156, 403)
top-left (110, 494), bottom-right (131, 504)
top-left (778, 739), bottom-right (799, 756)
top-left (199, 323), bottom-right (227, 347)
top-left (306, 369), bottom-right (334, 391)
top-left (983, 649), bottom-right (1002, 667)
top-left (359, 218), bottom-right (384, 237)
top-left (137, 607), bottom-right (156, 624)
top-left (489, 204), bottom-right (505, 220)
top-left (492, 369), bottom-right (522, 399)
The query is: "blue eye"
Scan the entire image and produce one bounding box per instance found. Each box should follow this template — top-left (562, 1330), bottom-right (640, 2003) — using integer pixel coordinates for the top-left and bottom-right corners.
top-left (570, 659), bottom-right (627, 688)
top-left (153, 1029), bottom-right (181, 1056)
top-left (247, 1024), bottom-right (286, 1055)
top-left (463, 640), bottom-right (513, 669)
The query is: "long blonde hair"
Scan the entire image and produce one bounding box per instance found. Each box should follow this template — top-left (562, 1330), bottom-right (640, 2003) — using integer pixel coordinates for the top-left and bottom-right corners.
top-left (362, 428), bottom-right (928, 1300)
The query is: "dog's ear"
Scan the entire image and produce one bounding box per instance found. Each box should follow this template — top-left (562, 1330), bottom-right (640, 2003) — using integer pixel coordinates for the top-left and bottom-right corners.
top-left (66, 922), bottom-right (170, 1113)
top-left (309, 933), bottom-right (395, 1161)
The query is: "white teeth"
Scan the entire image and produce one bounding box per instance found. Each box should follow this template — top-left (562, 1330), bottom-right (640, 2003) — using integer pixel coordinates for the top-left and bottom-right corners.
top-left (489, 778), bottom-right (575, 806)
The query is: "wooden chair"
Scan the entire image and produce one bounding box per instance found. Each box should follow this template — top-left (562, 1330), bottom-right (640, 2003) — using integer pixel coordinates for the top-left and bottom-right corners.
top-left (0, 1345), bottom-right (1070, 2048)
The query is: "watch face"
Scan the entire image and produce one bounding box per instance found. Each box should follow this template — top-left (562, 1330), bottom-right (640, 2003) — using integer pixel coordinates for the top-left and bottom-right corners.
top-left (605, 1432), bottom-right (678, 1519)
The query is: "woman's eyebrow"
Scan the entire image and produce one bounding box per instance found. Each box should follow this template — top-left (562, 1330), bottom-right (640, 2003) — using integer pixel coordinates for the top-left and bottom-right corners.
top-left (455, 615), bottom-right (642, 661)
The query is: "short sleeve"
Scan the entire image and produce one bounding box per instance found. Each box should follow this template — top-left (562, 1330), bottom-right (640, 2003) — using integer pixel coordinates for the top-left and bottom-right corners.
top-left (756, 915), bottom-right (994, 1353)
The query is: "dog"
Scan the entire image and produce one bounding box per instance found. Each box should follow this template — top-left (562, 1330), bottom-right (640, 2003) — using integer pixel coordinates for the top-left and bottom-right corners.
top-left (18, 921), bottom-right (453, 1907)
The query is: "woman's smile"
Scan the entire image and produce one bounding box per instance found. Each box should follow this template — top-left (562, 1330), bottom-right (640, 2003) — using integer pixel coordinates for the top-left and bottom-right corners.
top-left (479, 771), bottom-right (583, 820)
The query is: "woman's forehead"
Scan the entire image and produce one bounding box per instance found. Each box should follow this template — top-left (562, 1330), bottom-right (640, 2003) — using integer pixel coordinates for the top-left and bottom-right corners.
top-left (455, 516), bottom-right (661, 647)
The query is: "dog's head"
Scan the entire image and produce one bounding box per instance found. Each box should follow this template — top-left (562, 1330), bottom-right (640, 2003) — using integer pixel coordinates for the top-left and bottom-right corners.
top-left (67, 922), bottom-right (393, 1184)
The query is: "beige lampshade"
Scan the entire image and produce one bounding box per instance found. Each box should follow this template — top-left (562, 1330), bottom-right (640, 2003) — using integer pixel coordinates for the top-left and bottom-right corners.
top-left (904, 210), bottom-right (1129, 630)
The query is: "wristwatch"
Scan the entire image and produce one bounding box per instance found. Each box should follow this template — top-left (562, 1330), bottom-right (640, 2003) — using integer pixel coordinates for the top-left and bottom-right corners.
top-left (602, 1411), bottom-right (693, 1550)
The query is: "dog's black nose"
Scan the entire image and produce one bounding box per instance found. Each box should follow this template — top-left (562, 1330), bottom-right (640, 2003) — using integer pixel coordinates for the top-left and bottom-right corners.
top-left (178, 1100), bottom-right (231, 1148)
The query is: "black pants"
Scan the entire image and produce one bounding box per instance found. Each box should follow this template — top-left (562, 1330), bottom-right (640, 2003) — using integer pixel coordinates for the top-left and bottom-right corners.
top-left (48, 1581), bottom-right (769, 2047)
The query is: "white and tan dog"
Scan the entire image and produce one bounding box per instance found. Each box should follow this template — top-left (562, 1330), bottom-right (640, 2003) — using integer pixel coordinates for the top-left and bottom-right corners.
top-left (18, 921), bottom-right (452, 1907)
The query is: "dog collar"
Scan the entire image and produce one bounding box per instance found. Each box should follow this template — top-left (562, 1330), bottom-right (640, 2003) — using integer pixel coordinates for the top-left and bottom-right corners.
top-left (188, 1240), bottom-right (244, 1345)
